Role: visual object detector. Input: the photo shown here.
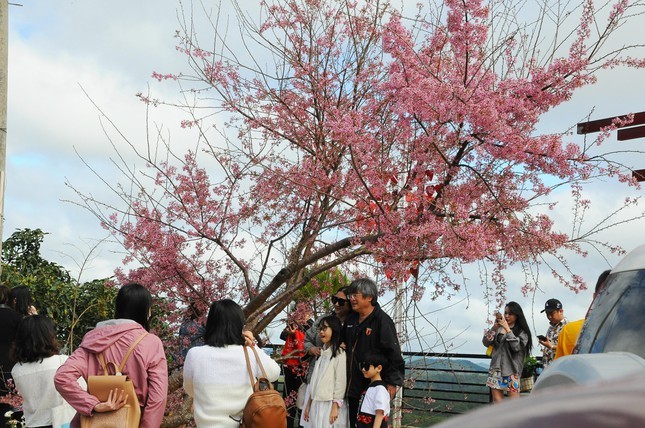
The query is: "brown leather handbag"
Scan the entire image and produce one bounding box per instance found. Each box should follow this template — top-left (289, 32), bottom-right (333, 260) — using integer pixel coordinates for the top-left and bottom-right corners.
top-left (239, 346), bottom-right (287, 428)
top-left (80, 333), bottom-right (148, 428)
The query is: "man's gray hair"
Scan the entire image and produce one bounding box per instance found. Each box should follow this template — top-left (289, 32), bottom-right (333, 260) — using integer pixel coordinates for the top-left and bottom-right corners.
top-left (349, 277), bottom-right (378, 306)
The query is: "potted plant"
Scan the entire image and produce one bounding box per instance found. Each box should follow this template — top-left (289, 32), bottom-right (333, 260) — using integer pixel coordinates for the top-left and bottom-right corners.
top-left (520, 355), bottom-right (540, 392)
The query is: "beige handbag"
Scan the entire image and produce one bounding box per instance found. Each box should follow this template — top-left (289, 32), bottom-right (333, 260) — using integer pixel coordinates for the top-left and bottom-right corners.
top-left (296, 382), bottom-right (307, 409)
top-left (80, 333), bottom-right (148, 428)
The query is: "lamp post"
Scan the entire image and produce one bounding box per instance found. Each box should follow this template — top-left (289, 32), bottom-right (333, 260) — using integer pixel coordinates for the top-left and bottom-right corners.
top-left (0, 0), bottom-right (8, 274)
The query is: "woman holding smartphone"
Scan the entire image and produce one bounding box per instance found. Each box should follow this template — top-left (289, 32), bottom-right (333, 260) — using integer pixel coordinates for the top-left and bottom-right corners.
top-left (482, 302), bottom-right (532, 402)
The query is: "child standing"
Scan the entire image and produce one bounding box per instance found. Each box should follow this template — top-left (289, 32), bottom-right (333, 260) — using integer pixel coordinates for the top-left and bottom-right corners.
top-left (356, 351), bottom-right (390, 428)
top-left (302, 315), bottom-right (348, 427)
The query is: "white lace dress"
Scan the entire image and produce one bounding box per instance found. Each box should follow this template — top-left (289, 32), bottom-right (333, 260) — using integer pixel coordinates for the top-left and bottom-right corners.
top-left (300, 346), bottom-right (348, 428)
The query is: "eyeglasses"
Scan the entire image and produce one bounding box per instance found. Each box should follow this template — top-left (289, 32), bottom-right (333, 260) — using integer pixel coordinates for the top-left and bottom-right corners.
top-left (331, 296), bottom-right (349, 306)
top-left (348, 293), bottom-right (363, 300)
top-left (319, 325), bottom-right (330, 332)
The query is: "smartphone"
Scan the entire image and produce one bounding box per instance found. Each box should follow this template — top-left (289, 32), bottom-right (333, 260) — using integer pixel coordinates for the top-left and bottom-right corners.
top-left (537, 335), bottom-right (547, 341)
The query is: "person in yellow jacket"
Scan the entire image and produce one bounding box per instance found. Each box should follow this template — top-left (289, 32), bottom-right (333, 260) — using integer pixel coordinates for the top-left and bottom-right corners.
top-left (555, 269), bottom-right (611, 359)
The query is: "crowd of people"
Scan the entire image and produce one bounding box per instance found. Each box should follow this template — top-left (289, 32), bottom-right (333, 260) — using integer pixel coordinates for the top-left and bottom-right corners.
top-left (0, 277), bottom-right (405, 428)
top-left (1, 270), bottom-right (608, 427)
top-left (288, 278), bottom-right (405, 428)
top-left (482, 269), bottom-right (612, 403)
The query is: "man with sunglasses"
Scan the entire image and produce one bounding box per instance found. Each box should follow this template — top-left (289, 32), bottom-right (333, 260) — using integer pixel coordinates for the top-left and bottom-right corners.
top-left (344, 278), bottom-right (404, 428)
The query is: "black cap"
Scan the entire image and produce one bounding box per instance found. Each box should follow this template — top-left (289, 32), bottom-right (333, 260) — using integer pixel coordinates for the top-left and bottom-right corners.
top-left (541, 298), bottom-right (563, 313)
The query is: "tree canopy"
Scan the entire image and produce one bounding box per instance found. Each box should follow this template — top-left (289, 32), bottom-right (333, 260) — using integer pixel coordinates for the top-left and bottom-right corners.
top-left (1, 229), bottom-right (116, 350)
top-left (73, 0), bottom-right (645, 332)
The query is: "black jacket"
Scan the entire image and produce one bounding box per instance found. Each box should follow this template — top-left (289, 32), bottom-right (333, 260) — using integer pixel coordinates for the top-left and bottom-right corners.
top-left (0, 305), bottom-right (22, 394)
top-left (344, 304), bottom-right (404, 398)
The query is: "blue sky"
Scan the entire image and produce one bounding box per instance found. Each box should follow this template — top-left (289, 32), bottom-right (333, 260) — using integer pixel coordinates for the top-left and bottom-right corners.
top-left (5, 0), bottom-right (645, 353)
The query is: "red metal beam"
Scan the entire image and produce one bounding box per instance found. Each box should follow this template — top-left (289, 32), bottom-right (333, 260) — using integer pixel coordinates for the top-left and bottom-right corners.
top-left (632, 169), bottom-right (645, 182)
top-left (577, 111), bottom-right (645, 135)
top-left (617, 125), bottom-right (645, 141)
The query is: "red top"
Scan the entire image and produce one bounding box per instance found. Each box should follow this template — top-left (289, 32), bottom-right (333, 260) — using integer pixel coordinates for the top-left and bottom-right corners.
top-left (281, 329), bottom-right (306, 371)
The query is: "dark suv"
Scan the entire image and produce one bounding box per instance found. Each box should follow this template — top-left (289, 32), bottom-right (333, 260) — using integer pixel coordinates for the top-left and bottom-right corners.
top-left (532, 244), bottom-right (645, 391)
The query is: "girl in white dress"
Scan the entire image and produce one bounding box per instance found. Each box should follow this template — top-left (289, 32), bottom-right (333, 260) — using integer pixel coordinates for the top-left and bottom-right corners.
top-left (303, 315), bottom-right (348, 428)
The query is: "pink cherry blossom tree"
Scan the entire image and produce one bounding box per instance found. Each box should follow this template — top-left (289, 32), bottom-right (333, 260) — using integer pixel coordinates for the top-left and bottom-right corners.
top-left (69, 0), bottom-right (645, 425)
top-left (75, 0), bottom-right (644, 337)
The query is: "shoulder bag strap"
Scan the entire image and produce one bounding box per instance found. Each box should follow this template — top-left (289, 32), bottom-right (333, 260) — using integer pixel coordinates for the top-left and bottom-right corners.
top-left (118, 332), bottom-right (149, 373)
top-left (249, 345), bottom-right (268, 379)
top-left (243, 345), bottom-right (255, 386)
top-left (97, 354), bottom-right (109, 375)
top-left (96, 332), bottom-right (149, 375)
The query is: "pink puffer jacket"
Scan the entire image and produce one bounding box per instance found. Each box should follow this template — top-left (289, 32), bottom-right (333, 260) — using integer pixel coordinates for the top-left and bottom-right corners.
top-left (54, 320), bottom-right (168, 428)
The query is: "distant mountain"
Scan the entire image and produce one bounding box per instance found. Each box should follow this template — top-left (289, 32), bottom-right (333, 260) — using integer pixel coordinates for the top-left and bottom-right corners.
top-left (406, 356), bottom-right (489, 372)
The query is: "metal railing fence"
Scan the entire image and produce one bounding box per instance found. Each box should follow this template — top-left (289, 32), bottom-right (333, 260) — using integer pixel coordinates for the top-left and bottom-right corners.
top-left (265, 346), bottom-right (531, 426)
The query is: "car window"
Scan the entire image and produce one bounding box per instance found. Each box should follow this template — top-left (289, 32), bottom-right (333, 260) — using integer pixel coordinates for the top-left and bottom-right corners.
top-left (577, 270), bottom-right (645, 358)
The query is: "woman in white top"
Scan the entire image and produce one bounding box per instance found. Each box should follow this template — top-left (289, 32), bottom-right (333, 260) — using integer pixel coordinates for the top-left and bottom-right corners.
top-left (11, 315), bottom-right (75, 428)
top-left (183, 299), bottom-right (281, 427)
top-left (302, 315), bottom-right (348, 428)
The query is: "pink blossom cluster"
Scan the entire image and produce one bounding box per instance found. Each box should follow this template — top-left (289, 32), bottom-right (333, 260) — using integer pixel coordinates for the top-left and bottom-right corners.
top-left (0, 379), bottom-right (24, 409)
top-left (151, 71), bottom-right (178, 82)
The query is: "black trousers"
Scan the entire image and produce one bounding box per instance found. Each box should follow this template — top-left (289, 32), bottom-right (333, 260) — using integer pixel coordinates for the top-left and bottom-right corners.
top-left (348, 395), bottom-right (360, 428)
top-left (283, 367), bottom-right (304, 428)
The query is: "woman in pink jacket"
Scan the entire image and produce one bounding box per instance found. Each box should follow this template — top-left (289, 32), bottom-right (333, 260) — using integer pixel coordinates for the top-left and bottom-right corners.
top-left (54, 283), bottom-right (168, 428)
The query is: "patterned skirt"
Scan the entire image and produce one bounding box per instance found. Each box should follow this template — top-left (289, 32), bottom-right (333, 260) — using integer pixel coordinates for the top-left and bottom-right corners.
top-left (486, 369), bottom-right (520, 392)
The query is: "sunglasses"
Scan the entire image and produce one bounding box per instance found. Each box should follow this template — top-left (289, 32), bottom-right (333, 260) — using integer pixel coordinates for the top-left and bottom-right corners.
top-left (331, 296), bottom-right (349, 306)
top-left (360, 362), bottom-right (374, 371)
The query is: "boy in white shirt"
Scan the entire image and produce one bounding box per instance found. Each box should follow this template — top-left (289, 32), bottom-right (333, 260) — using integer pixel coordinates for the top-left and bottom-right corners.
top-left (356, 351), bottom-right (390, 427)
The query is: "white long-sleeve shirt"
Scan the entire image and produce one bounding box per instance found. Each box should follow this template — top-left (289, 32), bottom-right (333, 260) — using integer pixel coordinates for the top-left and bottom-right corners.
top-left (183, 345), bottom-right (280, 427)
top-left (12, 355), bottom-right (72, 427)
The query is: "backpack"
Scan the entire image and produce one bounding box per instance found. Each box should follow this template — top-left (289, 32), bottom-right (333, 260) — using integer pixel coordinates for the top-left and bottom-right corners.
top-left (80, 332), bottom-right (148, 428)
top-left (240, 346), bottom-right (287, 428)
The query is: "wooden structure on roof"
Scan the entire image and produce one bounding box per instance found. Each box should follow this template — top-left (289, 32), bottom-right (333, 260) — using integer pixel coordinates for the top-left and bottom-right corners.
top-left (577, 111), bottom-right (645, 182)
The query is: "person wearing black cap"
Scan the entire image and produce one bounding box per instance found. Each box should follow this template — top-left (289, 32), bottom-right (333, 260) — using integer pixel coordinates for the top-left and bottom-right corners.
top-left (539, 298), bottom-right (567, 368)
